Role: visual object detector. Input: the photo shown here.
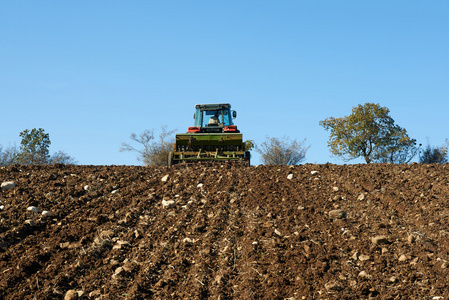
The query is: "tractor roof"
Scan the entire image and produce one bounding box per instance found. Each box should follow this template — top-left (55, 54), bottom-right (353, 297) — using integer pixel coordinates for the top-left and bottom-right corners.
top-left (195, 103), bottom-right (231, 110)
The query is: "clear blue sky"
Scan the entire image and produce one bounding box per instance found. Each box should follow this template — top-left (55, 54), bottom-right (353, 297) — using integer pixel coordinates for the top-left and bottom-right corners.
top-left (1, 1), bottom-right (448, 165)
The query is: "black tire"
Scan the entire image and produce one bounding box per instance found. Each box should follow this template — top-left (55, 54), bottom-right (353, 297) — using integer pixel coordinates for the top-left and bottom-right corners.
top-left (168, 151), bottom-right (174, 167)
top-left (244, 151), bottom-right (251, 166)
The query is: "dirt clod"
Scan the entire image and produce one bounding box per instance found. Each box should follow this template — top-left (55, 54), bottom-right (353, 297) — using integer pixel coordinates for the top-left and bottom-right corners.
top-left (1, 163), bottom-right (449, 299)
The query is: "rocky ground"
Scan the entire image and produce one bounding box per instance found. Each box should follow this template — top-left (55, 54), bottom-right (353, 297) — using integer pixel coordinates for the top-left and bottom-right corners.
top-left (1, 163), bottom-right (449, 299)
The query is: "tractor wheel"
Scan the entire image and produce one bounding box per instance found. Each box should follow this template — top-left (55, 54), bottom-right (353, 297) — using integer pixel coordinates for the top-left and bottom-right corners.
top-left (244, 151), bottom-right (251, 166)
top-left (168, 151), bottom-right (174, 167)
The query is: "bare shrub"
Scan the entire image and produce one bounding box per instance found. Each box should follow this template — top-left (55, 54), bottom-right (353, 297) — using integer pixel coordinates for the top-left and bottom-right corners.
top-left (0, 145), bottom-right (19, 166)
top-left (120, 126), bottom-right (176, 166)
top-left (256, 136), bottom-right (309, 165)
top-left (420, 139), bottom-right (448, 164)
top-left (49, 151), bottom-right (78, 165)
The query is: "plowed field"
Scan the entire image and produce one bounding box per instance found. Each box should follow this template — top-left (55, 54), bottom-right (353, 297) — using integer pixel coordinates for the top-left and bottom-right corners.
top-left (1, 163), bottom-right (449, 299)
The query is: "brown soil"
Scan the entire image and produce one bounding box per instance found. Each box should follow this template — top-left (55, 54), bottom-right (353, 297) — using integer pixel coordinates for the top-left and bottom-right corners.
top-left (1, 163), bottom-right (449, 299)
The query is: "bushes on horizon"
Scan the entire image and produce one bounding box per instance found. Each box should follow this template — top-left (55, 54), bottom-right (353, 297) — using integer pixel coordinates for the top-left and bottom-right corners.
top-left (419, 139), bottom-right (448, 164)
top-left (1, 128), bottom-right (77, 166)
top-left (120, 126), bottom-right (176, 166)
top-left (256, 136), bottom-right (309, 165)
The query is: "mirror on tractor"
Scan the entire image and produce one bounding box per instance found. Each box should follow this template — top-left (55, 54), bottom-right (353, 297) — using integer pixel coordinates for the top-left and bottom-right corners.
top-left (193, 113), bottom-right (195, 119)
top-left (232, 110), bottom-right (237, 118)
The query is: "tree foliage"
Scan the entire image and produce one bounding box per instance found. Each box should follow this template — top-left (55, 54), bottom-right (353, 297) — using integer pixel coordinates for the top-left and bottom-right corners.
top-left (1, 128), bottom-right (76, 166)
top-left (120, 126), bottom-right (176, 166)
top-left (15, 128), bottom-right (51, 165)
top-left (256, 136), bottom-right (309, 165)
top-left (320, 103), bottom-right (419, 164)
top-left (372, 128), bottom-right (421, 164)
top-left (419, 139), bottom-right (448, 164)
top-left (244, 140), bottom-right (255, 151)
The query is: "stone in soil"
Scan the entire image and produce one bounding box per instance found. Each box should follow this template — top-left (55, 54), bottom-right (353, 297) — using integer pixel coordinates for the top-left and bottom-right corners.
top-left (1, 163), bottom-right (449, 299)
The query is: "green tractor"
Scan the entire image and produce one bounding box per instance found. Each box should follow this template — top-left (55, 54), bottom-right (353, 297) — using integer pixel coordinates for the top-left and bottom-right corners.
top-left (168, 103), bottom-right (250, 166)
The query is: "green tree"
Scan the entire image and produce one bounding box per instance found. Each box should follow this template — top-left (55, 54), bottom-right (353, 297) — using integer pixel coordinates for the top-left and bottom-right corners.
top-left (243, 139), bottom-right (255, 151)
top-left (15, 128), bottom-right (51, 165)
top-left (2, 129), bottom-right (76, 165)
top-left (120, 126), bottom-right (176, 166)
top-left (419, 139), bottom-right (448, 164)
top-left (256, 136), bottom-right (309, 165)
top-left (319, 103), bottom-right (418, 164)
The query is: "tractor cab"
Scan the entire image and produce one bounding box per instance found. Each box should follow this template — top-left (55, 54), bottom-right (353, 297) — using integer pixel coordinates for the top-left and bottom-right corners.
top-left (188, 103), bottom-right (239, 133)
